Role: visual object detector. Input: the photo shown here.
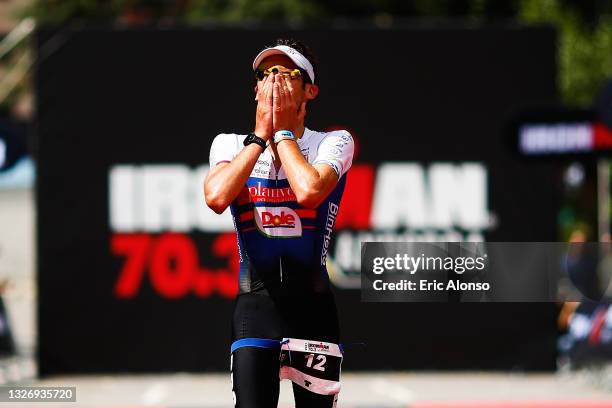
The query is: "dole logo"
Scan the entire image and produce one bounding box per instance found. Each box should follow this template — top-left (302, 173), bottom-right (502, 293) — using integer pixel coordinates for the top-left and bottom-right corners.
top-left (262, 211), bottom-right (295, 228)
top-left (255, 207), bottom-right (302, 238)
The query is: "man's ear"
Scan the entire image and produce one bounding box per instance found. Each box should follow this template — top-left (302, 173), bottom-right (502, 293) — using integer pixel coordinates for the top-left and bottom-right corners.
top-left (305, 83), bottom-right (319, 101)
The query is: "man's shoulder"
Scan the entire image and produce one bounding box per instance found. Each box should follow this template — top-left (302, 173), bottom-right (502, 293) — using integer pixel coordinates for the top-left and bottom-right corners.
top-left (212, 132), bottom-right (248, 144)
top-left (306, 128), bottom-right (353, 144)
top-left (210, 133), bottom-right (248, 153)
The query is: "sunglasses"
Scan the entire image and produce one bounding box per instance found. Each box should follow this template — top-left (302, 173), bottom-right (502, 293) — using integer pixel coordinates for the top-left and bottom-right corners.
top-left (255, 65), bottom-right (303, 81)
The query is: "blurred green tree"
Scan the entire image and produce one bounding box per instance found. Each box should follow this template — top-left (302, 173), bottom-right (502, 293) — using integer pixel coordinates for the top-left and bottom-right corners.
top-left (519, 0), bottom-right (612, 106)
top-left (22, 0), bottom-right (612, 105)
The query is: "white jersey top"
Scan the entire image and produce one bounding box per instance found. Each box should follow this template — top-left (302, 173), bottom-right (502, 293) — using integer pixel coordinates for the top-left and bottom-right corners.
top-left (208, 127), bottom-right (354, 294)
top-left (209, 128), bottom-right (354, 180)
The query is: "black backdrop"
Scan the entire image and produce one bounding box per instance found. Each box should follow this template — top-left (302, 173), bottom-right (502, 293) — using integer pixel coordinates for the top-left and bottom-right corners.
top-left (37, 24), bottom-right (559, 375)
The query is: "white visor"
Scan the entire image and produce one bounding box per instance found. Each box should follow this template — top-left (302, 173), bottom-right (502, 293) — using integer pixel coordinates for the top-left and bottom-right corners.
top-left (252, 45), bottom-right (315, 84)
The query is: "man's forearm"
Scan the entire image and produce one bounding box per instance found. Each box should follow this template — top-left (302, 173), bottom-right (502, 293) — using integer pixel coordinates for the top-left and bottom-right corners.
top-left (205, 144), bottom-right (263, 213)
top-left (276, 139), bottom-right (325, 205)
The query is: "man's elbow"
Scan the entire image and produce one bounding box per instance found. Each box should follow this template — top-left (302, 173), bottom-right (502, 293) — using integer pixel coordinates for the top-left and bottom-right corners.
top-left (206, 197), bottom-right (229, 214)
top-left (295, 189), bottom-right (323, 209)
top-left (204, 188), bottom-right (229, 214)
top-left (208, 202), bottom-right (228, 214)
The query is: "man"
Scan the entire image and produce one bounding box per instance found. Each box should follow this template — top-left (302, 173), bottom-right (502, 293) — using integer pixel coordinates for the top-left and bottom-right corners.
top-left (204, 38), bottom-right (354, 408)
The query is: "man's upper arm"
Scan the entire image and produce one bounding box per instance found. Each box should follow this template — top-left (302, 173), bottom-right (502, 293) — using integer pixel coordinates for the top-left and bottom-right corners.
top-left (312, 130), bottom-right (355, 179)
top-left (209, 133), bottom-right (238, 167)
top-left (313, 162), bottom-right (341, 197)
top-left (206, 161), bottom-right (230, 180)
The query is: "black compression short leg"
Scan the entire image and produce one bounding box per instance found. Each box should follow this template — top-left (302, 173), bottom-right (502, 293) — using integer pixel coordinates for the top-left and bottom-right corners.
top-left (231, 347), bottom-right (280, 408)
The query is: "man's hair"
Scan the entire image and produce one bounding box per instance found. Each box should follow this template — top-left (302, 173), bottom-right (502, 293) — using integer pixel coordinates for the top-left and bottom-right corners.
top-left (268, 38), bottom-right (318, 85)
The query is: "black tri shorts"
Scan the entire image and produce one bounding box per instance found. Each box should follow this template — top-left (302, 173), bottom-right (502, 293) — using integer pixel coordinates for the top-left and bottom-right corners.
top-left (230, 289), bottom-right (341, 408)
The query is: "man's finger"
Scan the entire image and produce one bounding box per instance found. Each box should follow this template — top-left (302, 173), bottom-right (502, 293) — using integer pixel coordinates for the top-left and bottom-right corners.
top-left (287, 76), bottom-right (300, 111)
top-left (273, 81), bottom-right (282, 111)
top-left (255, 78), bottom-right (262, 102)
top-left (265, 75), bottom-right (274, 107)
top-left (257, 73), bottom-right (271, 98)
top-left (286, 76), bottom-right (295, 108)
top-left (262, 77), bottom-right (270, 103)
top-left (285, 74), bottom-right (295, 98)
top-left (277, 75), bottom-right (285, 100)
top-left (280, 75), bottom-right (291, 109)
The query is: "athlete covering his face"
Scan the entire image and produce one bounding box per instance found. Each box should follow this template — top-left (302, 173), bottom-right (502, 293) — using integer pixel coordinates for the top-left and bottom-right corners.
top-left (204, 38), bottom-right (354, 408)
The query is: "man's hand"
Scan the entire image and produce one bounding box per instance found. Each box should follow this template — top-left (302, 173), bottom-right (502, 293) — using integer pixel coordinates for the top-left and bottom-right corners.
top-left (271, 73), bottom-right (340, 208)
top-left (273, 74), bottom-right (306, 134)
top-left (254, 73), bottom-right (275, 141)
top-left (206, 74), bottom-right (276, 214)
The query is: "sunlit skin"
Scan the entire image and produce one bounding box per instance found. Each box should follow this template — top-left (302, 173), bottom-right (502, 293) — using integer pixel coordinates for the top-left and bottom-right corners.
top-left (204, 53), bottom-right (340, 213)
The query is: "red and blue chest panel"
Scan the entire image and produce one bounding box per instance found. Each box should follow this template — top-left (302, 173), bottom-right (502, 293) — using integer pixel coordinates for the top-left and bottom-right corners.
top-left (231, 170), bottom-right (346, 294)
top-left (209, 128), bottom-right (353, 294)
